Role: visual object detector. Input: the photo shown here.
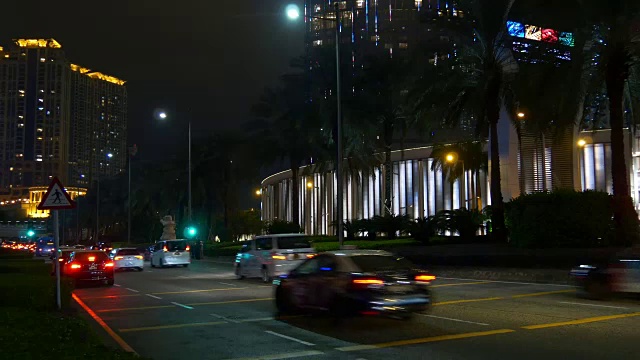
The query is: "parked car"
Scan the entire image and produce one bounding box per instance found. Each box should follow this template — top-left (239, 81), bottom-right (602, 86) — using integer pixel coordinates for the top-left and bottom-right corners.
top-left (273, 250), bottom-right (435, 320)
top-left (570, 252), bottom-right (640, 299)
top-left (150, 240), bottom-right (191, 268)
top-left (235, 234), bottom-right (316, 283)
top-left (112, 248), bottom-right (144, 271)
top-left (63, 250), bottom-right (115, 286)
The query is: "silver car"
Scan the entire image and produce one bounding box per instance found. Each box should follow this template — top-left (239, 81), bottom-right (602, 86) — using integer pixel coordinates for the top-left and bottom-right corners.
top-left (235, 234), bottom-right (316, 282)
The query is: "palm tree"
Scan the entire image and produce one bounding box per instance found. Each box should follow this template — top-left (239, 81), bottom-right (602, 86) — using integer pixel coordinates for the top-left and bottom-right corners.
top-left (412, 0), bottom-right (517, 242)
top-left (430, 141), bottom-right (488, 209)
top-left (249, 71), bottom-right (319, 228)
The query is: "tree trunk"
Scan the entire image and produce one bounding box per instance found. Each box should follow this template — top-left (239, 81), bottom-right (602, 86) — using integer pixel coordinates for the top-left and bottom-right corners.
top-left (384, 146), bottom-right (393, 215)
top-left (606, 40), bottom-right (639, 246)
top-left (487, 79), bottom-right (507, 242)
top-left (291, 164), bottom-right (300, 227)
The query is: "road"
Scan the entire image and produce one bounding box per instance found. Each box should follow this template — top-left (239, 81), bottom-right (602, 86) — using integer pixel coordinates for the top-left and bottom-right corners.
top-left (71, 259), bottom-right (640, 360)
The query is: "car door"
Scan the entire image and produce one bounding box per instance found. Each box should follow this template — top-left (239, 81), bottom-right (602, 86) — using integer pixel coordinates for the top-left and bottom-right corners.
top-left (255, 237), bottom-right (273, 274)
top-left (245, 240), bottom-right (259, 277)
top-left (288, 257), bottom-right (320, 309)
top-left (306, 255), bottom-right (340, 309)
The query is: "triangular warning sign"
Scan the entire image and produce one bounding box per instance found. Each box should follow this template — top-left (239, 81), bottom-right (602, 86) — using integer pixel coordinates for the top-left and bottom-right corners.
top-left (37, 177), bottom-right (76, 210)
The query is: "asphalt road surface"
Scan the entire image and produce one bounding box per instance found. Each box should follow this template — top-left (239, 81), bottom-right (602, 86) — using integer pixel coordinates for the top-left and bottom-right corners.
top-left (71, 259), bottom-right (640, 360)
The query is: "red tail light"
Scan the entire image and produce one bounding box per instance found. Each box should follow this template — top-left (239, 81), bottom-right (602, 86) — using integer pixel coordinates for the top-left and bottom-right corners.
top-left (104, 262), bottom-right (114, 268)
top-left (163, 246), bottom-right (168, 252)
top-left (185, 245), bottom-right (190, 251)
top-left (352, 277), bottom-right (384, 290)
top-left (415, 274), bottom-right (437, 283)
top-left (70, 263), bottom-right (81, 269)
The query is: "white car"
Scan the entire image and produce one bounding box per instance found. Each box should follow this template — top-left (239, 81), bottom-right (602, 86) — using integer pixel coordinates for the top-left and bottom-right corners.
top-left (235, 234), bottom-right (316, 282)
top-left (113, 248), bottom-right (144, 271)
top-left (150, 239), bottom-right (191, 268)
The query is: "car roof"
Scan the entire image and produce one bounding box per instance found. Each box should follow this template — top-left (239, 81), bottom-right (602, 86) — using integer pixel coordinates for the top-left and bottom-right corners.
top-left (116, 247), bottom-right (139, 250)
top-left (159, 239), bottom-right (187, 242)
top-left (254, 233), bottom-right (306, 239)
top-left (325, 249), bottom-right (394, 257)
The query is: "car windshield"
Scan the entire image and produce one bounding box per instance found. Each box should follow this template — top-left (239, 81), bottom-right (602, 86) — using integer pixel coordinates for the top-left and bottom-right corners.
top-left (277, 237), bottom-right (311, 249)
top-left (73, 252), bottom-right (109, 262)
top-left (117, 249), bottom-right (140, 256)
top-left (350, 255), bottom-right (414, 272)
top-left (166, 241), bottom-right (187, 251)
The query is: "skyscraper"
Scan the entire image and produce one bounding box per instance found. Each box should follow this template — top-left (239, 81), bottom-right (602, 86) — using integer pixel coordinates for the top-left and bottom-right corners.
top-left (0, 39), bottom-right (126, 198)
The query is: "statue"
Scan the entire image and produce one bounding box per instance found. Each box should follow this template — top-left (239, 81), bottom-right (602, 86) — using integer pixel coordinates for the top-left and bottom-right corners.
top-left (160, 215), bottom-right (177, 240)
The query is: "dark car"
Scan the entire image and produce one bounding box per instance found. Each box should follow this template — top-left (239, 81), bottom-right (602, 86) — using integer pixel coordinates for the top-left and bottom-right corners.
top-left (570, 253), bottom-right (640, 299)
top-left (51, 249), bottom-right (75, 275)
top-left (63, 250), bottom-right (115, 286)
top-left (35, 237), bottom-right (55, 257)
top-left (273, 250), bottom-right (434, 320)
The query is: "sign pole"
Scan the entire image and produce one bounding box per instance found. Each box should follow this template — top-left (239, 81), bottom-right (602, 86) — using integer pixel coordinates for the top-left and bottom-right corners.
top-left (54, 210), bottom-right (61, 310)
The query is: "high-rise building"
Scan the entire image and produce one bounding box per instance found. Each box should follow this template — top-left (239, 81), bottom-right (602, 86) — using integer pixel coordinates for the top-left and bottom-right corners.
top-left (0, 39), bottom-right (126, 213)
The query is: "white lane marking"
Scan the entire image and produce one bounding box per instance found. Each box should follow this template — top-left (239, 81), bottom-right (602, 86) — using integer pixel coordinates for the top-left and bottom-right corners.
top-left (239, 317), bottom-right (273, 323)
top-left (210, 313), bottom-right (240, 323)
top-left (264, 330), bottom-right (315, 346)
top-left (438, 277), bottom-right (575, 288)
top-left (146, 294), bottom-right (162, 300)
top-left (222, 350), bottom-right (323, 360)
top-left (171, 302), bottom-right (194, 310)
top-left (114, 284), bottom-right (121, 287)
top-left (559, 301), bottom-right (630, 310)
top-left (125, 288), bottom-right (139, 293)
top-left (219, 282), bottom-right (236, 286)
top-left (420, 314), bottom-right (490, 326)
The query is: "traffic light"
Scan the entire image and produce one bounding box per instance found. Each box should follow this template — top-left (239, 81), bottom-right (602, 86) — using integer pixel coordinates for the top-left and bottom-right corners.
top-left (184, 226), bottom-right (197, 239)
top-left (27, 230), bottom-right (35, 238)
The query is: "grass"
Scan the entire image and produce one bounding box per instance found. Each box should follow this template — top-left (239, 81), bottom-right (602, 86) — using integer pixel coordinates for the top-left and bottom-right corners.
top-left (0, 249), bottom-right (144, 359)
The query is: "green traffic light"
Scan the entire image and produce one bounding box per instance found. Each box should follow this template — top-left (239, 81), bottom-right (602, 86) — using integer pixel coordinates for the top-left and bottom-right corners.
top-left (27, 230), bottom-right (35, 237)
top-left (188, 227), bottom-right (196, 236)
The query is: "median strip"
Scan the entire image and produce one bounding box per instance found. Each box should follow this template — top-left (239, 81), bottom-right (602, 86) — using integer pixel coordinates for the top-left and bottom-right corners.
top-left (431, 281), bottom-right (491, 288)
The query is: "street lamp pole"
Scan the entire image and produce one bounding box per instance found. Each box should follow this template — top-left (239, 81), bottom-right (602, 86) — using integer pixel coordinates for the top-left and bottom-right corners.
top-left (128, 155), bottom-right (131, 244)
top-left (333, 2), bottom-right (344, 248)
top-left (188, 120), bottom-right (192, 223)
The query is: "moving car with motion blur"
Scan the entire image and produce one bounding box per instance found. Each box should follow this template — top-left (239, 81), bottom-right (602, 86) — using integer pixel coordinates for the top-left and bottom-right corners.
top-left (112, 248), bottom-right (144, 271)
top-left (35, 237), bottom-right (55, 257)
top-left (570, 251), bottom-right (640, 299)
top-left (63, 250), bottom-right (115, 286)
top-left (273, 250), bottom-right (435, 320)
top-left (150, 240), bottom-right (191, 268)
top-left (235, 234), bottom-right (316, 282)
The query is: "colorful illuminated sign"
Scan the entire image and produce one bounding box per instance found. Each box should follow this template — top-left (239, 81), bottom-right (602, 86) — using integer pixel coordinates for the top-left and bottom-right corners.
top-left (507, 21), bottom-right (574, 47)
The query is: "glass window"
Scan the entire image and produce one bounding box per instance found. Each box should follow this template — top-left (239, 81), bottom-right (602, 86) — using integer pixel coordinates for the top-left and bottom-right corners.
top-left (73, 252), bottom-right (108, 262)
top-left (117, 249), bottom-right (141, 256)
top-left (277, 236), bottom-right (311, 249)
top-left (350, 255), bottom-right (414, 272)
top-left (256, 238), bottom-right (273, 251)
top-left (295, 258), bottom-right (320, 275)
top-left (166, 241), bottom-right (187, 251)
top-left (317, 255), bottom-right (337, 272)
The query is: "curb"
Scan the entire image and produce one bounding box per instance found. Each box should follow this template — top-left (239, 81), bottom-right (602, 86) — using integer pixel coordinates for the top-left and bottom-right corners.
top-left (430, 266), bottom-right (572, 285)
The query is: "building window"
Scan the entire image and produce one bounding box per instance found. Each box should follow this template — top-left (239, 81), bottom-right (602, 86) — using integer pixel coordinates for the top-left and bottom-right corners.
top-left (399, 42), bottom-right (408, 49)
top-left (313, 40), bottom-right (323, 47)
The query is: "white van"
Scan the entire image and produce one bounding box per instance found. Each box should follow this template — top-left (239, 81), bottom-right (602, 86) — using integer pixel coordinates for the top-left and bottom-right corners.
top-left (150, 239), bottom-right (191, 268)
top-left (234, 234), bottom-right (315, 282)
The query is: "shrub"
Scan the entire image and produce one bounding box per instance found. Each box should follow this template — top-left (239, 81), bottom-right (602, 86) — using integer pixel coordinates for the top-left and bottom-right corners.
top-left (434, 208), bottom-right (485, 241)
top-left (409, 217), bottom-right (437, 243)
top-left (371, 214), bottom-right (411, 239)
top-left (264, 219), bottom-right (302, 234)
top-left (505, 190), bottom-right (615, 248)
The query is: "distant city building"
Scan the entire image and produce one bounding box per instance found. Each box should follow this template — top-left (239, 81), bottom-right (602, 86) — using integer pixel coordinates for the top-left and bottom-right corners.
top-left (0, 39), bottom-right (127, 215)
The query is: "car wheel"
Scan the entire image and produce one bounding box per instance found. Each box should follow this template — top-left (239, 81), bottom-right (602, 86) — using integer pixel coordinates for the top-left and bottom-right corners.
top-left (138, 267), bottom-right (144, 272)
top-left (275, 286), bottom-right (294, 315)
top-left (261, 267), bottom-right (271, 283)
top-left (235, 265), bottom-right (245, 280)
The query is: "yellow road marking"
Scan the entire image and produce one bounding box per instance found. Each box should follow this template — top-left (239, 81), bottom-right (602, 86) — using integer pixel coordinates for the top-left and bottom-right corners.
top-left (151, 287), bottom-right (249, 295)
top-left (432, 281), bottom-right (491, 288)
top-left (434, 297), bottom-right (503, 306)
top-left (336, 329), bottom-right (515, 352)
top-left (511, 289), bottom-right (575, 298)
top-left (119, 321), bottom-right (227, 333)
top-left (186, 298), bottom-right (274, 306)
top-left (79, 294), bottom-right (142, 300)
top-left (97, 305), bottom-right (176, 313)
top-left (522, 312), bottom-right (640, 330)
top-left (72, 293), bottom-right (137, 354)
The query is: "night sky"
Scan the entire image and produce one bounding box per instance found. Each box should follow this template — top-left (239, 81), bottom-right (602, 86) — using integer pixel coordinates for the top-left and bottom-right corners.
top-left (1, 0), bottom-right (304, 161)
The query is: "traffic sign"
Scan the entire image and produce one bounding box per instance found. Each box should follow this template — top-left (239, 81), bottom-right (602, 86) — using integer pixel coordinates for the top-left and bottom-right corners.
top-left (37, 177), bottom-right (76, 210)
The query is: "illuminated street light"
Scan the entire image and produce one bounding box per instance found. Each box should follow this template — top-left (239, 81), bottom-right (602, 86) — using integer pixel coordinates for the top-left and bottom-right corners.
top-left (577, 139), bottom-right (587, 147)
top-left (307, 181), bottom-right (313, 189)
top-left (445, 153), bottom-right (457, 163)
top-left (517, 112), bottom-right (526, 119)
top-left (159, 112), bottom-right (167, 119)
top-left (256, 189), bottom-right (262, 196)
top-left (286, 4), bottom-right (300, 20)
top-left (107, 153), bottom-right (113, 158)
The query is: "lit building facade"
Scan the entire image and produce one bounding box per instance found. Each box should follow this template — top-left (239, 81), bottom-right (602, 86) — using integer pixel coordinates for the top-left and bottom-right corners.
top-left (0, 39), bottom-right (126, 209)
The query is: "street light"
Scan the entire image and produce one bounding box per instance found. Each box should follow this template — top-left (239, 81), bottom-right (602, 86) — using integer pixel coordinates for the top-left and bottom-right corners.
top-left (157, 111), bottom-right (192, 224)
top-left (517, 112), bottom-right (526, 119)
top-left (286, 2), bottom-right (345, 247)
top-left (445, 152), bottom-right (471, 209)
top-left (255, 189), bottom-right (262, 196)
top-left (306, 181), bottom-right (313, 189)
top-left (577, 139), bottom-right (587, 147)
